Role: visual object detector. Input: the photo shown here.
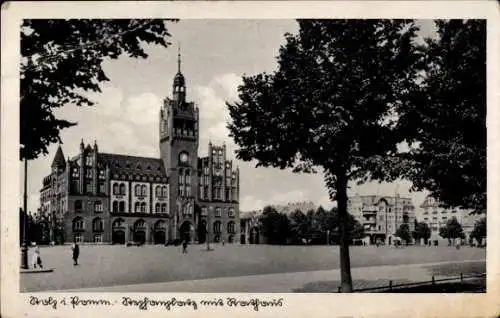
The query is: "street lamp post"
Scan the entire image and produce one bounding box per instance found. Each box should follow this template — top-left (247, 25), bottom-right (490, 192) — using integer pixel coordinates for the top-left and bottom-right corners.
top-left (206, 207), bottom-right (212, 251)
top-left (21, 158), bottom-right (29, 269)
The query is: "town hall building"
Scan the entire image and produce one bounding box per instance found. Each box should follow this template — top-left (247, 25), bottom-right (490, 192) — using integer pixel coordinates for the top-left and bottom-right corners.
top-left (39, 54), bottom-right (241, 245)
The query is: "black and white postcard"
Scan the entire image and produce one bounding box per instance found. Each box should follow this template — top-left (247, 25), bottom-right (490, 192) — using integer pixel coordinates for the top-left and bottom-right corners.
top-left (1, 1), bottom-right (499, 318)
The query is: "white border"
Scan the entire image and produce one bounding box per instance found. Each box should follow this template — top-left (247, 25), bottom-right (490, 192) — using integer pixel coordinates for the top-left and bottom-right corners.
top-left (2, 1), bottom-right (499, 318)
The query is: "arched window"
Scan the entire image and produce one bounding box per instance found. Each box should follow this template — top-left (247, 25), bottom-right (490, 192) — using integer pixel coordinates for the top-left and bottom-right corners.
top-left (185, 170), bottom-right (191, 185)
top-left (134, 202), bottom-right (140, 213)
top-left (227, 221), bottom-right (235, 234)
top-left (94, 201), bottom-right (103, 213)
top-left (161, 203), bottom-right (167, 213)
top-left (162, 186), bottom-right (168, 198)
top-left (112, 218), bottom-right (125, 228)
top-left (156, 186), bottom-right (161, 198)
top-left (112, 201), bottom-right (118, 213)
top-left (215, 207), bottom-right (222, 217)
top-left (119, 201), bottom-right (125, 212)
top-left (213, 221), bottom-right (221, 234)
top-left (155, 220), bottom-right (166, 230)
top-left (141, 202), bottom-right (146, 213)
top-left (119, 183), bottom-right (125, 195)
top-left (113, 183), bottom-right (118, 195)
top-left (135, 184), bottom-right (141, 196)
top-left (72, 217), bottom-right (84, 231)
top-left (92, 218), bottom-right (104, 232)
top-left (134, 219), bottom-right (145, 228)
top-left (228, 208), bottom-right (235, 218)
top-left (155, 203), bottom-right (160, 213)
top-left (141, 185), bottom-right (147, 196)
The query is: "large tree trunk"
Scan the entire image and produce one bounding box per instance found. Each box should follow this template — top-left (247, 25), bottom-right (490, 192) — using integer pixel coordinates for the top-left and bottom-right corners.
top-left (336, 174), bottom-right (353, 292)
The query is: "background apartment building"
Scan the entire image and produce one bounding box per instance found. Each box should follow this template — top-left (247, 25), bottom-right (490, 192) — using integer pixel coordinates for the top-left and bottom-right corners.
top-left (348, 194), bottom-right (416, 245)
top-left (419, 195), bottom-right (482, 244)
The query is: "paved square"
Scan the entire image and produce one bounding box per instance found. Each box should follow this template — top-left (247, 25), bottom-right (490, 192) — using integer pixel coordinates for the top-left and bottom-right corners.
top-left (20, 244), bottom-right (486, 292)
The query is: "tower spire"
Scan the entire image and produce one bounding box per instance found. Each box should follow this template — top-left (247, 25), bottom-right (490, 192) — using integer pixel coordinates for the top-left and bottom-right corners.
top-left (177, 44), bottom-right (181, 73)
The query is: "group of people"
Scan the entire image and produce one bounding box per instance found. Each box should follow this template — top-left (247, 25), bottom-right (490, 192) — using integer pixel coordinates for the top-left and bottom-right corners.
top-left (29, 242), bottom-right (80, 269)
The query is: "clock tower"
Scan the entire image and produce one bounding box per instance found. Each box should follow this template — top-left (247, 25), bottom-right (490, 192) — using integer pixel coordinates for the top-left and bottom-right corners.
top-left (159, 49), bottom-right (199, 241)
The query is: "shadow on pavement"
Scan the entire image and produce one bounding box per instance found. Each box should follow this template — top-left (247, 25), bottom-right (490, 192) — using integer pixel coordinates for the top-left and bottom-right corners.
top-left (292, 279), bottom-right (413, 293)
top-left (386, 279), bottom-right (486, 293)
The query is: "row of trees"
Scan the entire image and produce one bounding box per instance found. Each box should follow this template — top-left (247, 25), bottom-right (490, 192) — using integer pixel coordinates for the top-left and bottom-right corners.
top-left (227, 19), bottom-right (486, 291)
top-left (394, 216), bottom-right (487, 246)
top-left (259, 206), bottom-right (365, 245)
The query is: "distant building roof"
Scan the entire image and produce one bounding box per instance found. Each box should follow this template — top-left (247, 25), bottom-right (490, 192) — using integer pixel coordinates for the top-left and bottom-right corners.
top-left (97, 153), bottom-right (167, 180)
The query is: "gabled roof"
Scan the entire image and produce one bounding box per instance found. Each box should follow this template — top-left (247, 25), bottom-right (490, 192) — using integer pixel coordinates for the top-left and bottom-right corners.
top-left (97, 153), bottom-right (167, 180)
top-left (51, 145), bottom-right (66, 168)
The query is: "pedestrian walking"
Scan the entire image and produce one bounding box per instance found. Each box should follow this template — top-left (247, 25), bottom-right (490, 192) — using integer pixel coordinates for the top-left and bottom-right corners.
top-left (32, 244), bottom-right (43, 269)
top-left (72, 242), bottom-right (80, 265)
top-left (182, 240), bottom-right (188, 254)
top-left (222, 238), bottom-right (225, 246)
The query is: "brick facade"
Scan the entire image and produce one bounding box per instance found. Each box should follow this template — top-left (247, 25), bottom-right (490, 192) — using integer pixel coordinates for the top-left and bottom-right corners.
top-left (39, 55), bottom-right (240, 245)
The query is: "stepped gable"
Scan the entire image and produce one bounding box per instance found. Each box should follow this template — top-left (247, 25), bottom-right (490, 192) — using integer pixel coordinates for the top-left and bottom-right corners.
top-left (98, 153), bottom-right (167, 180)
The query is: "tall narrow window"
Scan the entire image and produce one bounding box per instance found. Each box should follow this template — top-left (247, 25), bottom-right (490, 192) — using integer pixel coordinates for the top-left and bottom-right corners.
top-left (113, 183), bottom-right (118, 195)
top-left (178, 169), bottom-right (184, 184)
top-left (141, 185), bottom-right (147, 196)
top-left (155, 203), bottom-right (160, 213)
top-left (141, 202), bottom-right (147, 213)
top-left (134, 202), bottom-right (140, 213)
top-left (119, 183), bottom-right (125, 195)
top-left (119, 201), bottom-right (125, 212)
top-left (112, 201), bottom-right (118, 213)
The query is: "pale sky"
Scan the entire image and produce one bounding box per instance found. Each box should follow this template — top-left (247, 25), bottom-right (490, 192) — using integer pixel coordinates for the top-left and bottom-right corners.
top-left (21, 19), bottom-right (437, 215)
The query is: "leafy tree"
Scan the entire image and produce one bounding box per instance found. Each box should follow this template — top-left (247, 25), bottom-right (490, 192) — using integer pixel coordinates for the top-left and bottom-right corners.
top-left (227, 19), bottom-right (421, 292)
top-left (395, 20), bottom-right (486, 211)
top-left (289, 209), bottom-right (310, 244)
top-left (412, 221), bottom-right (431, 244)
top-left (260, 206), bottom-right (279, 241)
top-left (470, 217), bottom-right (486, 245)
top-left (260, 206), bottom-right (289, 244)
top-left (438, 217), bottom-right (465, 244)
top-left (395, 223), bottom-right (411, 245)
top-left (21, 19), bottom-right (177, 160)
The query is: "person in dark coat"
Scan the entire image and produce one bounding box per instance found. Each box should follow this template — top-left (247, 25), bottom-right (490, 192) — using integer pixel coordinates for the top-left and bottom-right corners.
top-left (182, 240), bottom-right (188, 254)
top-left (72, 242), bottom-right (80, 265)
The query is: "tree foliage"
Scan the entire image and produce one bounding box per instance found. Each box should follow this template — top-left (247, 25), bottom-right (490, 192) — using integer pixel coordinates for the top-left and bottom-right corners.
top-left (395, 223), bottom-right (411, 245)
top-left (20, 19), bottom-right (177, 160)
top-left (470, 217), bottom-right (486, 245)
top-left (260, 206), bottom-right (290, 244)
top-left (438, 217), bottom-right (465, 242)
top-left (395, 20), bottom-right (486, 211)
top-left (412, 221), bottom-right (431, 243)
top-left (227, 19), bottom-right (421, 292)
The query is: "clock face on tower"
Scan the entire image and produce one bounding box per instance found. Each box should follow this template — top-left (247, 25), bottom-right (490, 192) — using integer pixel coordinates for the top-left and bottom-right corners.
top-left (180, 152), bottom-right (188, 164)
